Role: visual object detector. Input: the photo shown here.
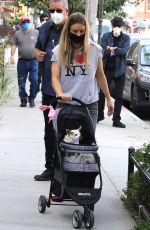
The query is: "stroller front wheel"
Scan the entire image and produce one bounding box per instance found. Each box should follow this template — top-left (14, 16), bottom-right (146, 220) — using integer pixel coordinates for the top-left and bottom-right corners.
top-left (38, 195), bottom-right (47, 213)
top-left (83, 209), bottom-right (94, 229)
top-left (72, 210), bottom-right (82, 229)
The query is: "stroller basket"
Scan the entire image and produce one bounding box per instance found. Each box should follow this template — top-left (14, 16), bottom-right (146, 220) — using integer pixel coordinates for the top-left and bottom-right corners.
top-left (59, 142), bottom-right (100, 173)
top-left (63, 162), bottom-right (99, 172)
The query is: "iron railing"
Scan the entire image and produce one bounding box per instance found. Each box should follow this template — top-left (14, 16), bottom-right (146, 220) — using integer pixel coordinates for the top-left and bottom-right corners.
top-left (128, 147), bottom-right (150, 221)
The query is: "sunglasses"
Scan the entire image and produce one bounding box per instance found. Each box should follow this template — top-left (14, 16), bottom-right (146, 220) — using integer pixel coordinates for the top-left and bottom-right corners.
top-left (113, 25), bottom-right (121, 28)
top-left (22, 20), bottom-right (30, 23)
top-left (49, 9), bottom-right (63, 13)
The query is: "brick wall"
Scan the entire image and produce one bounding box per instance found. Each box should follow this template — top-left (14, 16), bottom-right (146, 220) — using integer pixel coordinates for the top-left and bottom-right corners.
top-left (0, 27), bottom-right (15, 37)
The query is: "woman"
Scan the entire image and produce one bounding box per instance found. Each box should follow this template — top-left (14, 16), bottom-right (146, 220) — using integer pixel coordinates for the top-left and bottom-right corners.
top-left (51, 12), bottom-right (114, 131)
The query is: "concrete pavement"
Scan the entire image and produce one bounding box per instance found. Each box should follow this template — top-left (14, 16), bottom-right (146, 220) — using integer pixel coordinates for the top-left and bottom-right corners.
top-left (0, 62), bottom-right (150, 229)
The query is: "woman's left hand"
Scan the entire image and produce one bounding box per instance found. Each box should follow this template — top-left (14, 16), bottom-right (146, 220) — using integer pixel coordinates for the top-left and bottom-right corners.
top-left (106, 98), bottom-right (114, 116)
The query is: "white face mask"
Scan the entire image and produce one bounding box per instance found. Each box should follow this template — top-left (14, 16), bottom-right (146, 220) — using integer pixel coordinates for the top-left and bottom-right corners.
top-left (51, 12), bottom-right (64, 25)
top-left (41, 20), bottom-right (47, 25)
top-left (113, 27), bottom-right (121, 37)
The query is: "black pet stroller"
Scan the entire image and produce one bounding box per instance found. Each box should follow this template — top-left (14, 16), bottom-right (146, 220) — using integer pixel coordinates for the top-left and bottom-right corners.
top-left (38, 97), bottom-right (102, 229)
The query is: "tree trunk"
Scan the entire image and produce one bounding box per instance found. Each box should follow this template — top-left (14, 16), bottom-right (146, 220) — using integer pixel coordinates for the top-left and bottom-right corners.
top-left (85, 0), bottom-right (98, 38)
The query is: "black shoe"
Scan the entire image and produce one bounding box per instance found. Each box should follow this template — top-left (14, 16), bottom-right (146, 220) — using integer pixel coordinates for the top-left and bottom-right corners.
top-left (113, 121), bottom-right (126, 128)
top-left (29, 99), bottom-right (35, 107)
top-left (34, 169), bottom-right (51, 181)
top-left (20, 102), bottom-right (27, 107)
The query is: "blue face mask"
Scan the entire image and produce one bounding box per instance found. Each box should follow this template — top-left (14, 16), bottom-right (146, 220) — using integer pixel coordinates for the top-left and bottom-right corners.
top-left (22, 22), bottom-right (31, 30)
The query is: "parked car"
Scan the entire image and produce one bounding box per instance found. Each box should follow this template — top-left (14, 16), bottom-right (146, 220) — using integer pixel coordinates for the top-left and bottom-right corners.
top-left (123, 40), bottom-right (150, 112)
top-left (130, 34), bottom-right (150, 45)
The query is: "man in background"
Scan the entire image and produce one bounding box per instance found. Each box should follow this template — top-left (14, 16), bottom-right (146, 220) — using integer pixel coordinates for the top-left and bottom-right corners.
top-left (98, 16), bottom-right (130, 128)
top-left (10, 15), bottom-right (39, 107)
top-left (34, 0), bottom-right (69, 181)
top-left (39, 13), bottom-right (49, 26)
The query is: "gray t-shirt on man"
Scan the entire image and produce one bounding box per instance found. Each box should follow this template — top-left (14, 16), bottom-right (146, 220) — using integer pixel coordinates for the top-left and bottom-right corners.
top-left (13, 29), bottom-right (39, 60)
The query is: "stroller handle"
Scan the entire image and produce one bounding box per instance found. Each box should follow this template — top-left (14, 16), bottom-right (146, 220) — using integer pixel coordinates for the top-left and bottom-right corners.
top-left (52, 97), bottom-right (86, 106)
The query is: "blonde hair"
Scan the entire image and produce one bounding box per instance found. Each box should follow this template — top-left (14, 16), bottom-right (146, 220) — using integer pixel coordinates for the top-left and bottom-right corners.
top-left (59, 12), bottom-right (90, 67)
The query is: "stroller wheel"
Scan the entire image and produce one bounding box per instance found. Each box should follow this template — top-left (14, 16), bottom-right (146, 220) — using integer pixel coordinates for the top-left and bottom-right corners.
top-left (72, 210), bottom-right (82, 229)
top-left (38, 195), bottom-right (47, 213)
top-left (83, 209), bottom-right (94, 229)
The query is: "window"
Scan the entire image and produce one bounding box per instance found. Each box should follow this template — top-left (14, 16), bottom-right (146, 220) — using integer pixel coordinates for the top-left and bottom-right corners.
top-left (147, 0), bottom-right (150, 11)
top-left (132, 45), bottom-right (139, 64)
top-left (140, 45), bottom-right (150, 66)
top-left (127, 43), bottom-right (138, 59)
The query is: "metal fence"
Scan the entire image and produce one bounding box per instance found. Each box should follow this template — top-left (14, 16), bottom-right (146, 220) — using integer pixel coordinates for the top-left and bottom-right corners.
top-left (128, 147), bottom-right (150, 221)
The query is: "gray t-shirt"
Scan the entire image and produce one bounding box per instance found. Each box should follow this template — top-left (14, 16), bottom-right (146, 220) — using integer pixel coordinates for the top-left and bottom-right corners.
top-left (51, 41), bottom-right (102, 104)
top-left (13, 29), bottom-right (39, 59)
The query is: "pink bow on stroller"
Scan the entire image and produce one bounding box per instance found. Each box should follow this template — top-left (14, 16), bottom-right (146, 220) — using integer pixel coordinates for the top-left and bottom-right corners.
top-left (39, 105), bottom-right (59, 123)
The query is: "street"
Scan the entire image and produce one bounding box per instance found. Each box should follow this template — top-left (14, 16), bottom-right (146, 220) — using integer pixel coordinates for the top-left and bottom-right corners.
top-left (139, 112), bottom-right (150, 126)
top-left (123, 102), bottom-right (150, 126)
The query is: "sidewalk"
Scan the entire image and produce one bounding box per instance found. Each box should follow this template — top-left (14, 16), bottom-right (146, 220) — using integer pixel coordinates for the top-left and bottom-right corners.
top-left (0, 62), bottom-right (150, 230)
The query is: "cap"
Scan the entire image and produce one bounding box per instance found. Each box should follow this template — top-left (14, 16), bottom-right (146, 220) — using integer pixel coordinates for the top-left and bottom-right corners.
top-left (111, 17), bottom-right (123, 27)
top-left (20, 15), bottom-right (30, 23)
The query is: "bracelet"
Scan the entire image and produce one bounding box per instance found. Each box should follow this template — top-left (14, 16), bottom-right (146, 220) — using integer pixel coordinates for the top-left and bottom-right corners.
top-left (107, 46), bottom-right (110, 51)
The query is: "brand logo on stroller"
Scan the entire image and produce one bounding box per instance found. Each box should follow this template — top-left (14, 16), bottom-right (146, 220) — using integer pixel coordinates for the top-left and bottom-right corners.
top-left (78, 193), bottom-right (91, 197)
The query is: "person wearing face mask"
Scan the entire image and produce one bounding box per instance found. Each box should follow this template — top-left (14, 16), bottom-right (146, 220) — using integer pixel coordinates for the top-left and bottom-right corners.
top-left (34, 0), bottom-right (69, 181)
top-left (36, 13), bottom-right (49, 93)
top-left (40, 13), bottom-right (49, 25)
top-left (98, 16), bottom-right (130, 128)
top-left (51, 12), bottom-right (114, 131)
top-left (10, 15), bottom-right (39, 107)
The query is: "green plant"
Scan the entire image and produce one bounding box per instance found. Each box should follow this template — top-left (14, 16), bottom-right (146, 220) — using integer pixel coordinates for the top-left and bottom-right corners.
top-left (0, 67), bottom-right (14, 105)
top-left (127, 172), bottom-right (150, 209)
top-left (0, 44), bottom-right (14, 105)
top-left (134, 143), bottom-right (150, 173)
top-left (125, 143), bottom-right (150, 203)
top-left (123, 143), bottom-right (150, 230)
top-left (123, 171), bottom-right (150, 229)
top-left (133, 219), bottom-right (150, 230)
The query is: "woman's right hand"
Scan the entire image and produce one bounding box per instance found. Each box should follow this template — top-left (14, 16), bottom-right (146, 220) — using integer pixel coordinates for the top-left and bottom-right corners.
top-left (106, 97), bottom-right (114, 117)
top-left (59, 93), bottom-right (72, 101)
